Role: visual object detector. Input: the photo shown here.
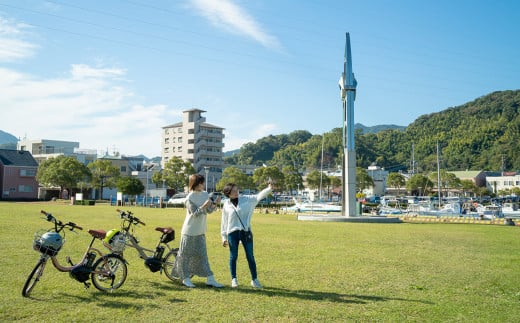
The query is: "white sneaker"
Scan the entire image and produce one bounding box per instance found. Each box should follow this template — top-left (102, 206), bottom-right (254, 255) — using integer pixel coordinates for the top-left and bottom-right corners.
top-left (231, 278), bottom-right (238, 288)
top-left (206, 275), bottom-right (223, 288)
top-left (251, 278), bottom-right (262, 289)
top-left (182, 278), bottom-right (196, 288)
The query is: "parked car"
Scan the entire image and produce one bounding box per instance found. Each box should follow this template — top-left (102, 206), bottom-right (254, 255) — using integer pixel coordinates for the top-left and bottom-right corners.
top-left (168, 193), bottom-right (187, 204)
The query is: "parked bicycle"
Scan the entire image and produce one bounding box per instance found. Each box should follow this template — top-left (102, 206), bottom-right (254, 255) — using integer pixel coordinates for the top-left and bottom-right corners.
top-left (22, 210), bottom-right (128, 297)
top-left (103, 209), bottom-right (179, 281)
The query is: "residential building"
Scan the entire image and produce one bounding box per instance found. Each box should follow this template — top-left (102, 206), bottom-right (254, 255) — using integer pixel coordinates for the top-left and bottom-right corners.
top-left (448, 170), bottom-right (488, 187)
top-left (17, 139), bottom-right (80, 163)
top-left (95, 154), bottom-right (155, 199)
top-left (365, 165), bottom-right (389, 197)
top-left (0, 149), bottom-right (39, 200)
top-left (161, 109), bottom-right (224, 191)
top-left (486, 172), bottom-right (520, 194)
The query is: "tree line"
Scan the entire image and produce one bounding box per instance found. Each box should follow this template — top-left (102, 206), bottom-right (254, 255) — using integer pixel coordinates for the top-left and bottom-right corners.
top-left (226, 90), bottom-right (520, 174)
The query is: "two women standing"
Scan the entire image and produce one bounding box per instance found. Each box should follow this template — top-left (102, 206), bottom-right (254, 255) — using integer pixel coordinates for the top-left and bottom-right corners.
top-left (173, 174), bottom-right (271, 289)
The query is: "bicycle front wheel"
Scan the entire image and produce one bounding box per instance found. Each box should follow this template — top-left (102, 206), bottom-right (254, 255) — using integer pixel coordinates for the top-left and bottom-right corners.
top-left (22, 257), bottom-right (47, 297)
top-left (163, 248), bottom-right (179, 281)
top-left (91, 254), bottom-right (127, 292)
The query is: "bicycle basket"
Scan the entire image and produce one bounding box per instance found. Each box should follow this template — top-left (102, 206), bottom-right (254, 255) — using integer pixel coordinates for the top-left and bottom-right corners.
top-left (103, 229), bottom-right (126, 253)
top-left (33, 230), bottom-right (63, 256)
top-left (161, 230), bottom-right (175, 244)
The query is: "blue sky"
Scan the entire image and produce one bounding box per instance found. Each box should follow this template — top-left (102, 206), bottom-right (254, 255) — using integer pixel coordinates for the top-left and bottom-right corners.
top-left (1, 0), bottom-right (519, 157)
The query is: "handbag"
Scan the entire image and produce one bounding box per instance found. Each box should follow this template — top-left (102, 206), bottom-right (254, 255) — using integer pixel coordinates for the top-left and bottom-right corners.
top-left (232, 207), bottom-right (253, 242)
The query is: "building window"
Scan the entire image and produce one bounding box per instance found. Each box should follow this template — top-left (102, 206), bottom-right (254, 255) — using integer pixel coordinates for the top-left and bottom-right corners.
top-left (164, 138), bottom-right (169, 144)
top-left (164, 147), bottom-right (169, 153)
top-left (178, 137), bottom-right (183, 143)
top-left (20, 169), bottom-right (36, 177)
top-left (19, 185), bottom-right (33, 192)
top-left (178, 146), bottom-right (182, 152)
top-left (121, 166), bottom-right (127, 172)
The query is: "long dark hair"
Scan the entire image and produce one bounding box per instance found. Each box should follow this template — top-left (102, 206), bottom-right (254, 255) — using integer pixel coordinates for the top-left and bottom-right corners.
top-left (188, 174), bottom-right (205, 191)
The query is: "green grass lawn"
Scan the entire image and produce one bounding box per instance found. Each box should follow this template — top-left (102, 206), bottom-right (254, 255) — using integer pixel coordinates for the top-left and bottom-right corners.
top-left (1, 201), bottom-right (519, 322)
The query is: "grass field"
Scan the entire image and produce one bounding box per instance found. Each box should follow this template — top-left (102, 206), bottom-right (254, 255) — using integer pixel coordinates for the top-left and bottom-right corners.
top-left (1, 201), bottom-right (519, 322)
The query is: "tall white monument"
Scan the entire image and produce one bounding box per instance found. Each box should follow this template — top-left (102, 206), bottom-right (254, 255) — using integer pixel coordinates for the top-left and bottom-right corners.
top-left (338, 32), bottom-right (357, 217)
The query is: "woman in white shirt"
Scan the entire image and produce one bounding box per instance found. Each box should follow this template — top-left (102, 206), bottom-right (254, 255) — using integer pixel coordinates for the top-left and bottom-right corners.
top-left (221, 183), bottom-right (272, 288)
top-left (172, 174), bottom-right (223, 288)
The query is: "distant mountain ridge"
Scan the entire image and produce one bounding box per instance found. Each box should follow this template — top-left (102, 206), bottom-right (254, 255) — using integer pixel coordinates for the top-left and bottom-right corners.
top-left (355, 123), bottom-right (405, 134)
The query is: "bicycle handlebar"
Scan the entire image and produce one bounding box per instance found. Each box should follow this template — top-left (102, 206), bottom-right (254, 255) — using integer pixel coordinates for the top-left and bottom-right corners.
top-left (115, 209), bottom-right (146, 226)
top-left (40, 210), bottom-right (83, 231)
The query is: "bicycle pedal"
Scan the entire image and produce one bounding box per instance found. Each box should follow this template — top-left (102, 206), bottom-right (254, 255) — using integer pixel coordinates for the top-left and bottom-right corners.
top-left (84, 282), bottom-right (91, 289)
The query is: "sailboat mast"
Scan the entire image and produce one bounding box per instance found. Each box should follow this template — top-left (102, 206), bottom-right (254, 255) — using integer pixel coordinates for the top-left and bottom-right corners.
top-left (437, 141), bottom-right (442, 208)
top-left (320, 134), bottom-right (324, 201)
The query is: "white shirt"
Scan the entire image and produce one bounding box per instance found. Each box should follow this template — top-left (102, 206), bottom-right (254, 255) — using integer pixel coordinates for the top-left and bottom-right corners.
top-left (220, 187), bottom-right (272, 241)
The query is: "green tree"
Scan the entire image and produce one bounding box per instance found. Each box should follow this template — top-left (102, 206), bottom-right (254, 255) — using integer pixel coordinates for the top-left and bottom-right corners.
top-left (216, 166), bottom-right (254, 191)
top-left (161, 157), bottom-right (196, 192)
top-left (406, 174), bottom-right (434, 196)
top-left (460, 179), bottom-right (477, 198)
top-left (87, 159), bottom-right (120, 199)
top-left (151, 171), bottom-right (165, 188)
top-left (356, 167), bottom-right (374, 192)
top-left (36, 155), bottom-right (90, 194)
top-left (281, 165), bottom-right (303, 194)
top-left (387, 172), bottom-right (406, 196)
top-left (116, 176), bottom-right (145, 196)
top-left (305, 170), bottom-right (322, 190)
top-left (253, 165), bottom-right (284, 191)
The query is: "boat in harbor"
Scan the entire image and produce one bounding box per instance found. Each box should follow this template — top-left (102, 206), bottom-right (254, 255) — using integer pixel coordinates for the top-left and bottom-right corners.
top-left (378, 195), bottom-right (403, 215)
top-left (501, 202), bottom-right (520, 218)
top-left (406, 197), bottom-right (462, 216)
top-left (282, 197), bottom-right (342, 213)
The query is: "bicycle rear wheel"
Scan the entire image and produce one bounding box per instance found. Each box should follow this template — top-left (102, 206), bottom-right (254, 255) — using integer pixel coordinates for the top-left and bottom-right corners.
top-left (91, 254), bottom-right (127, 292)
top-left (163, 248), bottom-right (179, 281)
top-left (22, 258), bottom-right (47, 297)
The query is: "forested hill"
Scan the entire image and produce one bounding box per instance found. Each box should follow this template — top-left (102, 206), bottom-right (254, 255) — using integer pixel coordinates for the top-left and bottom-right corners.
top-left (403, 89), bottom-right (520, 172)
top-left (227, 90), bottom-right (520, 173)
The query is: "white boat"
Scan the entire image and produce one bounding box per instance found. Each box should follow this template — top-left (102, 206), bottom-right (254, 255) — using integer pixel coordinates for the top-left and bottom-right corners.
top-left (407, 197), bottom-right (462, 216)
top-left (475, 204), bottom-right (503, 219)
top-left (282, 197), bottom-right (342, 213)
top-left (501, 202), bottom-right (520, 218)
top-left (378, 195), bottom-right (403, 215)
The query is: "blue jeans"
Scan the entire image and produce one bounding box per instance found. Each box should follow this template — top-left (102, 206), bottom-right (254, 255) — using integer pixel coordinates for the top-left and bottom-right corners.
top-left (227, 230), bottom-right (257, 280)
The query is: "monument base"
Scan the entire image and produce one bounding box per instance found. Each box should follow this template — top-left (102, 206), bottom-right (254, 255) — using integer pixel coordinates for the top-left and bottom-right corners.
top-left (297, 214), bottom-right (402, 223)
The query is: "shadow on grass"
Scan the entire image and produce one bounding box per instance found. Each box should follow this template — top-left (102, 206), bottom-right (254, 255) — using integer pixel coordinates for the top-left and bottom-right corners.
top-left (25, 280), bottom-right (187, 308)
top-left (231, 286), bottom-right (434, 305)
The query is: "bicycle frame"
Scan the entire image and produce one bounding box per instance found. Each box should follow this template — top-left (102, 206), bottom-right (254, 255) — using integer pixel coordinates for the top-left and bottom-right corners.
top-left (48, 232), bottom-right (113, 272)
top-left (109, 209), bottom-right (178, 280)
top-left (22, 210), bottom-right (128, 297)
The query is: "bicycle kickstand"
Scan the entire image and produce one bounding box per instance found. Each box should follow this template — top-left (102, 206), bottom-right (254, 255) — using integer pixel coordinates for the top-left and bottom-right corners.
top-left (84, 282), bottom-right (91, 289)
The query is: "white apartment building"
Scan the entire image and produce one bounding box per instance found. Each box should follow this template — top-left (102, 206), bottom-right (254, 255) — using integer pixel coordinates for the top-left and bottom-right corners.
top-left (161, 109), bottom-right (224, 191)
top-left (486, 173), bottom-right (520, 194)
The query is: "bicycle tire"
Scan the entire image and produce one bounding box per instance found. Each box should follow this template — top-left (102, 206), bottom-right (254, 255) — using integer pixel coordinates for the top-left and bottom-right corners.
top-left (163, 248), bottom-right (179, 281)
top-left (22, 258), bottom-right (47, 297)
top-left (91, 254), bottom-right (127, 292)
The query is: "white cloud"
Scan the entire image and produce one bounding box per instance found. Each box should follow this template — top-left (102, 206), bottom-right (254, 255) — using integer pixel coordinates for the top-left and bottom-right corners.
top-left (70, 64), bottom-right (127, 80)
top-left (0, 17), bottom-right (37, 61)
top-left (0, 65), bottom-right (179, 157)
top-left (189, 0), bottom-right (281, 50)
